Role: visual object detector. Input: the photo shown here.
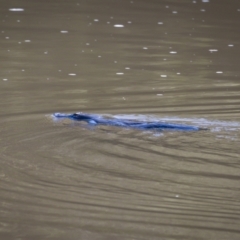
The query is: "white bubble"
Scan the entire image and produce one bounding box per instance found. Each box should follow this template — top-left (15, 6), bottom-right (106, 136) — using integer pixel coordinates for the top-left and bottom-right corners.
top-left (116, 72), bottom-right (124, 75)
top-left (177, 73), bottom-right (181, 75)
top-left (127, 21), bottom-right (132, 24)
top-left (143, 47), bottom-right (148, 50)
top-left (216, 71), bottom-right (223, 74)
top-left (9, 8), bottom-right (24, 11)
top-left (125, 67), bottom-right (130, 70)
top-left (60, 30), bottom-right (68, 33)
top-left (201, 9), bottom-right (206, 12)
top-left (114, 24), bottom-right (124, 28)
top-left (94, 19), bottom-right (99, 22)
top-left (172, 11), bottom-right (178, 14)
top-left (24, 40), bottom-right (31, 42)
top-left (209, 49), bottom-right (218, 52)
top-left (202, 0), bottom-right (209, 2)
top-left (158, 22), bottom-right (163, 25)
top-left (3, 78), bottom-right (8, 81)
top-left (160, 75), bottom-right (167, 77)
top-left (228, 44), bottom-right (234, 47)
top-left (157, 94), bottom-right (163, 96)
top-left (170, 51), bottom-right (177, 54)
top-left (68, 73), bottom-right (76, 76)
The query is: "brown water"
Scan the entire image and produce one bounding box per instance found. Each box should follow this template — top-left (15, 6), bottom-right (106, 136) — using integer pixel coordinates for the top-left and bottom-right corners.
top-left (1, 0), bottom-right (240, 239)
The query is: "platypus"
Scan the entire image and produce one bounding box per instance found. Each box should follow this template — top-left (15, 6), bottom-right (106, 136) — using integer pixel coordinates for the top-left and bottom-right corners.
top-left (53, 112), bottom-right (207, 131)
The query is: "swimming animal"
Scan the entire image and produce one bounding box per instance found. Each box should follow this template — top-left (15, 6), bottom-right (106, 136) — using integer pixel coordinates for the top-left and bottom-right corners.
top-left (53, 112), bottom-right (206, 131)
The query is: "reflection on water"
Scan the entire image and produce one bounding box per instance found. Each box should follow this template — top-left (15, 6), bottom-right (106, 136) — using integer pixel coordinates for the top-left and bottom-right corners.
top-left (1, 0), bottom-right (240, 239)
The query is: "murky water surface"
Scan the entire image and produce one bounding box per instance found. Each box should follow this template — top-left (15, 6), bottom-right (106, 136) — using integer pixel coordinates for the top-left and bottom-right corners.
top-left (1, 0), bottom-right (240, 239)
